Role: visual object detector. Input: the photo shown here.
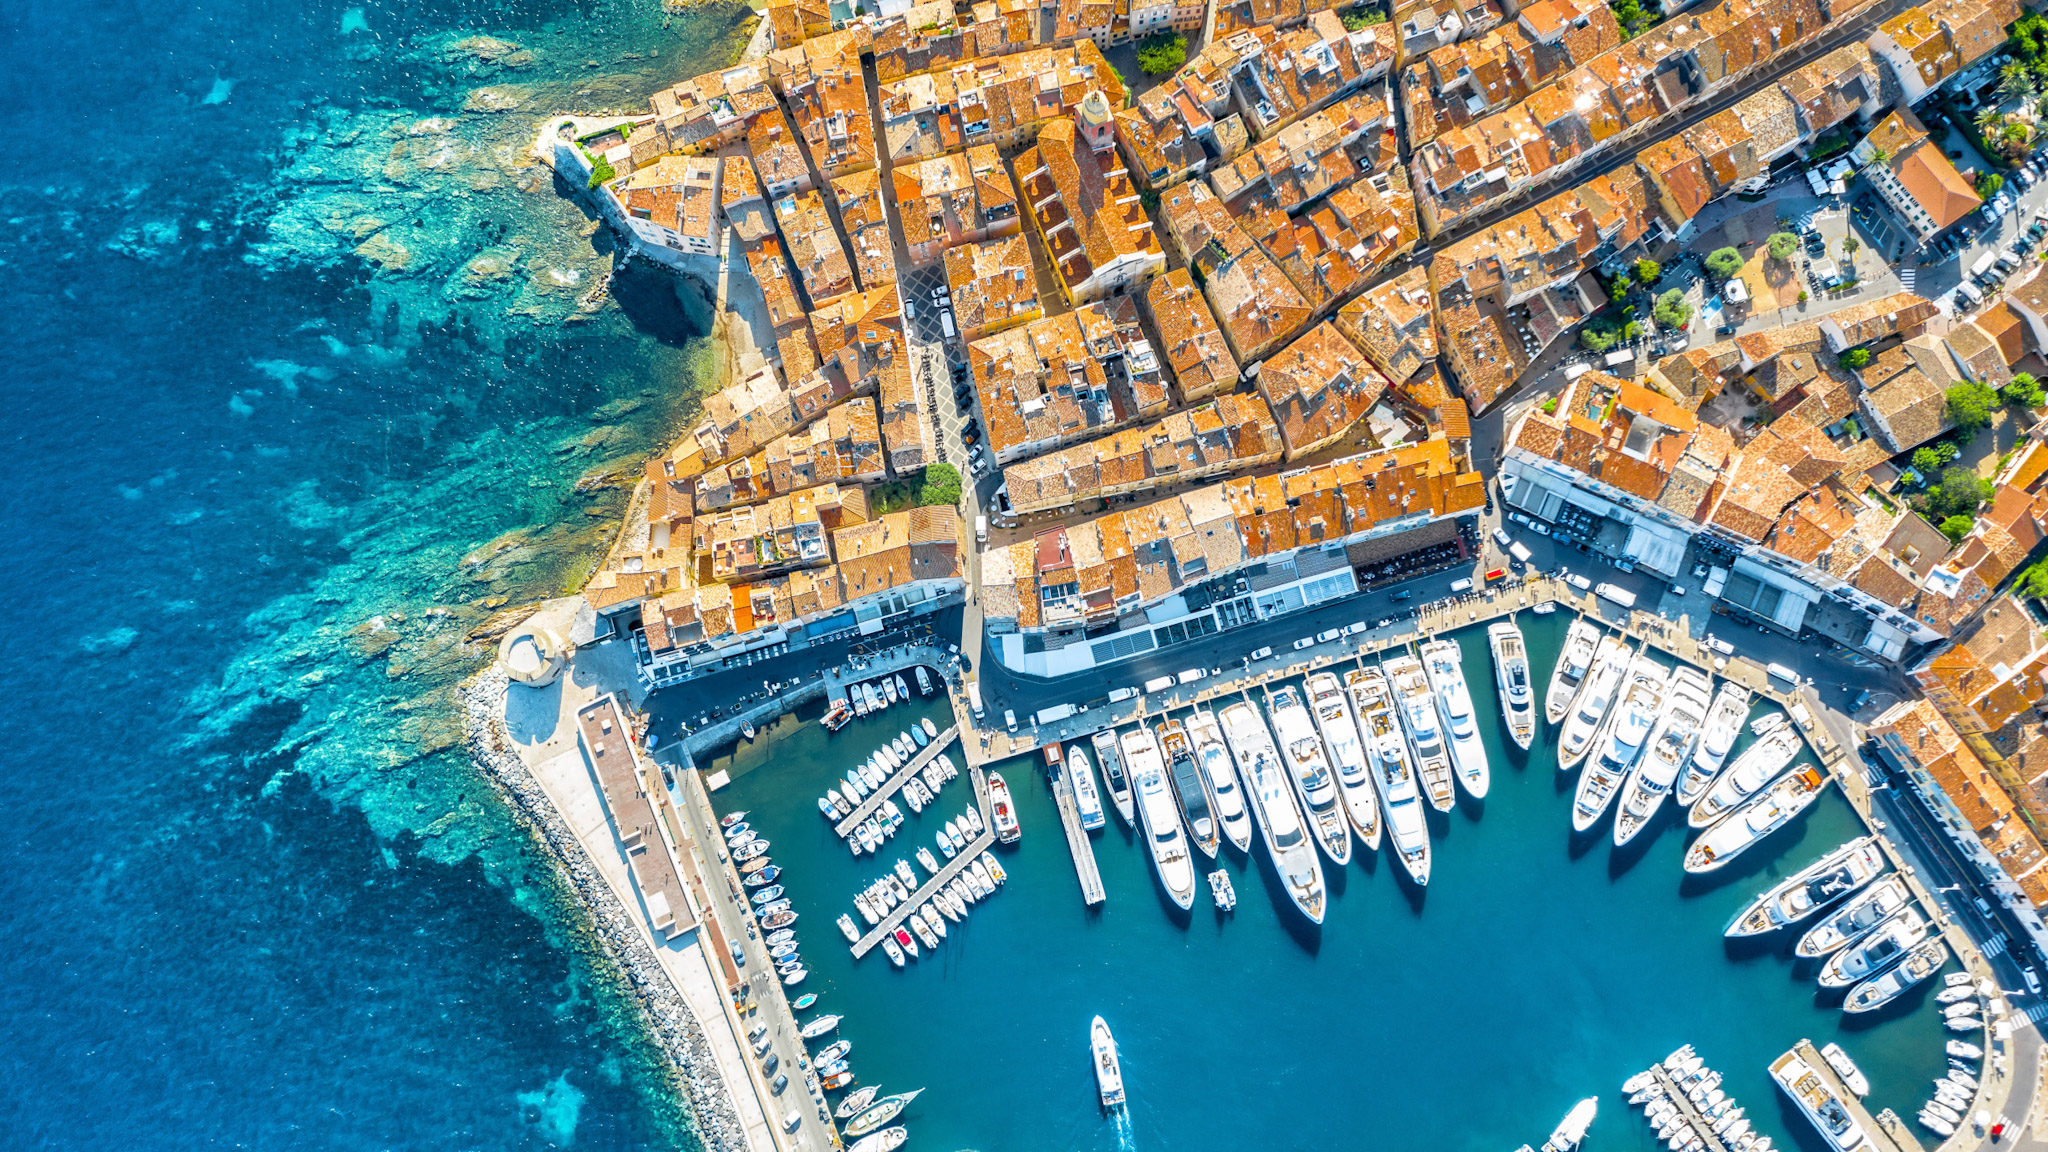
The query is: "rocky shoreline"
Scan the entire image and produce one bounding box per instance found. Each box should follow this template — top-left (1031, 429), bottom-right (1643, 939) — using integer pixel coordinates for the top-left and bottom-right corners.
top-left (458, 668), bottom-right (747, 1152)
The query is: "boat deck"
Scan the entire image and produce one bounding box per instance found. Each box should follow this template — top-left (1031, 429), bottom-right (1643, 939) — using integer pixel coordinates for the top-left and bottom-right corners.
top-left (1049, 752), bottom-right (1106, 907)
top-left (833, 725), bottom-right (961, 839)
top-left (849, 765), bottom-right (997, 960)
top-left (1785, 1039), bottom-right (1918, 1152)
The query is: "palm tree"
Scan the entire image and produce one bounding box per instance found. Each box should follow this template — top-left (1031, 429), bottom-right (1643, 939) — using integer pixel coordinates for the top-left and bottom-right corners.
top-left (1979, 106), bottom-right (2003, 134)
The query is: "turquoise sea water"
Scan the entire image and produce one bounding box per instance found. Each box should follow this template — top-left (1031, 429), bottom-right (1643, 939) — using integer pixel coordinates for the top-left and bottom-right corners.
top-left (1, 0), bottom-right (751, 1146)
top-left (712, 614), bottom-right (1949, 1152)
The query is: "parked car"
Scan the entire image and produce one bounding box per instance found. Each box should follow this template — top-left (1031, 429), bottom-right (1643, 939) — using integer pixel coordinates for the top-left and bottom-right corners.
top-left (1248, 646), bottom-right (1274, 661)
top-left (1292, 636), bottom-right (1316, 650)
top-left (1716, 324), bottom-right (1737, 336)
top-left (1493, 527), bottom-right (1512, 547)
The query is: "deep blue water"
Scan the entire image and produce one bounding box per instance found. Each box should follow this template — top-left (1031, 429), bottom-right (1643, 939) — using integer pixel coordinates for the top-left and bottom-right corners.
top-left (0, 0), bottom-right (749, 1147)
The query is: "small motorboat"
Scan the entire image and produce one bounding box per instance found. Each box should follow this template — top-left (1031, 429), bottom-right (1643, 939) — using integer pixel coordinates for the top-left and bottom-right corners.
top-left (818, 796), bottom-right (838, 817)
top-left (883, 677), bottom-right (899, 704)
top-left (1937, 984), bottom-right (1976, 1004)
top-left (894, 859), bottom-right (918, 888)
top-left (981, 851), bottom-right (1007, 885)
top-left (881, 935), bottom-right (905, 967)
top-left (743, 864), bottom-right (781, 886)
top-left (821, 1070), bottom-right (855, 1091)
top-left (723, 821), bottom-right (751, 840)
top-left (916, 666), bottom-right (933, 696)
top-left (837, 1085), bottom-right (881, 1118)
top-left (720, 811), bottom-right (748, 829)
top-left (911, 725), bottom-right (929, 748)
top-left (741, 721), bottom-right (756, 741)
top-left (738, 856), bottom-right (773, 876)
top-left (770, 940), bottom-right (799, 959)
top-left (791, 992), bottom-right (818, 1011)
top-left (816, 1039), bottom-right (852, 1064)
top-left (734, 839), bottom-right (770, 861)
top-left (1945, 972), bottom-right (1975, 987)
top-left (1919, 1109), bottom-right (1957, 1137)
top-left (1944, 999), bottom-right (1981, 1019)
top-left (847, 1127), bottom-right (907, 1152)
top-left (1542, 1097), bottom-right (1598, 1152)
top-left (1821, 1043), bottom-right (1868, 1096)
top-left (894, 674), bottom-right (909, 701)
top-left (781, 967), bottom-right (806, 986)
top-left (1949, 1040), bottom-right (1984, 1060)
top-left (837, 913), bottom-right (860, 942)
top-left (767, 928), bottom-right (795, 945)
top-left (893, 926), bottom-right (918, 958)
top-left (1209, 870), bottom-right (1236, 911)
top-left (1946, 1016), bottom-right (1984, 1033)
top-left (762, 909), bottom-right (798, 930)
top-left (922, 902), bottom-right (947, 937)
top-left (751, 885), bottom-right (785, 905)
top-left (922, 717), bottom-right (939, 738)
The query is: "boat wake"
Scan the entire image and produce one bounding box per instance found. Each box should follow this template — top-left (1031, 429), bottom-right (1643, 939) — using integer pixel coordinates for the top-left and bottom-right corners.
top-left (1112, 1104), bottom-right (1136, 1151)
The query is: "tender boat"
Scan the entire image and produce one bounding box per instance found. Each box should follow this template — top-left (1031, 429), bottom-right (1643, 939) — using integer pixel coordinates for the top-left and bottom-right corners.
top-left (1948, 1040), bottom-right (1983, 1060)
top-left (981, 850), bottom-right (1005, 885)
top-left (880, 934), bottom-right (904, 967)
top-left (744, 863), bottom-right (779, 885)
top-left (1123, 726), bottom-right (1196, 910)
top-left (1819, 909), bottom-right (1931, 988)
top-left (1726, 837), bottom-right (1884, 937)
top-left (1488, 621), bottom-right (1537, 750)
top-left (837, 913), bottom-right (860, 942)
top-left (751, 884), bottom-right (785, 905)
top-left (1845, 939), bottom-right (1948, 1013)
top-left (1613, 665), bottom-right (1712, 847)
top-left (1092, 729), bottom-right (1137, 827)
top-left (923, 902), bottom-right (947, 937)
top-left (1685, 764), bottom-right (1830, 873)
top-left (1771, 1048), bottom-right (1876, 1152)
top-left (1187, 709), bottom-right (1253, 853)
top-left (1220, 700), bottom-right (1325, 922)
top-left (781, 967), bottom-right (806, 986)
top-left (1573, 655), bottom-right (1668, 833)
top-left (1542, 1097), bottom-right (1599, 1152)
top-left (1209, 869), bottom-right (1236, 910)
top-left (1690, 721), bottom-right (1801, 829)
top-left (894, 674), bottom-right (909, 701)
top-left (1268, 686), bottom-right (1352, 865)
top-left (846, 1089), bottom-right (924, 1139)
top-left (893, 925), bottom-right (918, 959)
top-left (1385, 654), bottom-right (1456, 811)
top-left (1820, 1043), bottom-right (1868, 1096)
top-left (720, 811), bottom-right (748, 829)
top-left (1421, 638), bottom-right (1491, 800)
top-left (1092, 1016), bottom-right (1125, 1107)
top-left (916, 666), bottom-right (933, 696)
top-left (1065, 744), bottom-right (1106, 832)
top-left (908, 911), bottom-right (939, 950)
top-left (1546, 618), bottom-right (1602, 724)
top-left (987, 771), bottom-right (1021, 844)
top-left (1679, 681), bottom-right (1753, 807)
top-left (911, 724), bottom-right (929, 749)
top-left (1344, 667), bottom-right (1429, 884)
top-left (816, 1039), bottom-right (852, 1065)
top-left (1159, 719), bottom-right (1220, 858)
top-left (792, 992), bottom-right (819, 1011)
top-left (1308, 672), bottom-right (1382, 850)
top-left (1558, 635), bottom-right (1632, 771)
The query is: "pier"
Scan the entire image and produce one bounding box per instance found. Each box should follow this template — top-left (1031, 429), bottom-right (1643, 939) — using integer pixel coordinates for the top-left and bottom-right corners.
top-left (1047, 749), bottom-right (1106, 906)
top-left (849, 765), bottom-right (997, 959)
top-left (1645, 1063), bottom-right (1737, 1152)
top-left (1786, 1039), bottom-right (1918, 1152)
top-left (833, 725), bottom-right (961, 838)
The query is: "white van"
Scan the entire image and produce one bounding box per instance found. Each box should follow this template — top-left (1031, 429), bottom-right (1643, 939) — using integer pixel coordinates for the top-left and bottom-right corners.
top-left (967, 681), bottom-right (985, 717)
top-left (1003, 708), bottom-right (1018, 731)
top-left (1508, 541), bottom-right (1533, 564)
top-left (975, 514), bottom-right (987, 543)
top-left (1449, 578), bottom-right (1474, 593)
top-left (1176, 668), bottom-right (1206, 685)
top-left (940, 310), bottom-right (957, 339)
top-left (1107, 686), bottom-right (1140, 703)
top-left (1317, 628), bottom-right (1343, 643)
top-left (1291, 636), bottom-right (1316, 650)
top-left (1594, 582), bottom-right (1636, 608)
top-left (1766, 662), bottom-right (1798, 686)
top-left (1143, 675), bottom-right (1175, 692)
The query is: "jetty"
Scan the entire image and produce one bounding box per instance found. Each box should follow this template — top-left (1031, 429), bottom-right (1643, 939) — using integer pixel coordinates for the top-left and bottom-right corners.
top-left (1784, 1039), bottom-right (1919, 1152)
top-left (1048, 746), bottom-right (1106, 906)
top-left (1645, 1063), bottom-right (1737, 1152)
top-left (850, 765), bottom-right (997, 959)
top-left (833, 725), bottom-right (960, 838)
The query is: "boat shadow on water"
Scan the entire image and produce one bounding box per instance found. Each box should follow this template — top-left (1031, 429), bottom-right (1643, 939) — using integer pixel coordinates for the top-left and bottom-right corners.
top-left (1241, 841), bottom-right (1325, 954)
top-left (1833, 977), bottom-right (1937, 1032)
top-left (1675, 804), bottom-right (1823, 901)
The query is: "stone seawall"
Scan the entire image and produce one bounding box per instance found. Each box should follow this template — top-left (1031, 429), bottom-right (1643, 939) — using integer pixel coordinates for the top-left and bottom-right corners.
top-left (459, 668), bottom-right (747, 1152)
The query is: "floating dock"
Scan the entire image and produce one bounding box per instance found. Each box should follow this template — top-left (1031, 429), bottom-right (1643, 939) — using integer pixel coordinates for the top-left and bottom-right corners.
top-left (848, 766), bottom-right (998, 960)
top-left (1645, 1064), bottom-right (1737, 1152)
top-left (833, 725), bottom-right (961, 838)
top-left (1048, 745), bottom-right (1106, 907)
top-left (1784, 1039), bottom-right (1918, 1152)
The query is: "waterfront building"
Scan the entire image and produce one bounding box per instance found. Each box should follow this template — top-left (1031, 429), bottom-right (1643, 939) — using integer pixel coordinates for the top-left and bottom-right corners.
top-left (719, 154), bottom-right (776, 246)
top-left (642, 62), bottom-right (778, 158)
top-left (610, 154), bottom-right (722, 258)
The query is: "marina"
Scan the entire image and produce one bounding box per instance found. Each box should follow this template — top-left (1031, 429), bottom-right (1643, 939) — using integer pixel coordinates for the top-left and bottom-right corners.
top-left (832, 726), bottom-right (961, 839)
top-left (847, 763), bottom-right (998, 960)
top-left (1047, 745), bottom-right (1108, 906)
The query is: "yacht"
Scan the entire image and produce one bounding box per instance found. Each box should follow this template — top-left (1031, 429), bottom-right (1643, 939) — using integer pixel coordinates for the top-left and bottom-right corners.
top-left (1685, 765), bottom-right (1832, 873)
top-left (1819, 909), bottom-right (1931, 988)
top-left (987, 771), bottom-right (1021, 844)
top-left (1573, 655), bottom-right (1669, 833)
top-left (1678, 681), bottom-right (1753, 807)
top-left (1421, 638), bottom-right (1491, 800)
top-left (1122, 726), bottom-right (1196, 910)
top-left (1845, 939), bottom-right (1949, 1014)
top-left (1385, 654), bottom-right (1456, 811)
top-left (845, 1090), bottom-right (924, 1140)
top-left (1797, 876), bottom-right (1912, 958)
top-left (1725, 837), bottom-right (1884, 938)
top-left (1187, 709), bottom-right (1253, 853)
top-left (1488, 621), bottom-right (1537, 749)
top-left (1347, 667), bottom-right (1430, 886)
top-left (1219, 700), bottom-right (1326, 922)
top-left (1558, 636), bottom-right (1632, 771)
top-left (1092, 729), bottom-right (1137, 827)
top-left (1613, 666), bottom-right (1713, 846)
top-left (1308, 672), bottom-right (1382, 850)
top-left (1770, 1049), bottom-right (1875, 1152)
top-left (1091, 1016), bottom-right (1125, 1108)
top-left (1064, 743), bottom-right (1106, 832)
top-left (1546, 618), bottom-right (1602, 724)
top-left (1542, 1097), bottom-right (1599, 1152)
top-left (1689, 722), bottom-right (1802, 829)
top-left (1159, 719), bottom-right (1219, 859)
top-left (1268, 686), bottom-right (1353, 866)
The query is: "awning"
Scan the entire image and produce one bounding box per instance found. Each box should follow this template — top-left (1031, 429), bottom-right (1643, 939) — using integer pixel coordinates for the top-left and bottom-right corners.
top-left (1864, 618), bottom-right (1909, 660)
top-left (1624, 522), bottom-right (1689, 578)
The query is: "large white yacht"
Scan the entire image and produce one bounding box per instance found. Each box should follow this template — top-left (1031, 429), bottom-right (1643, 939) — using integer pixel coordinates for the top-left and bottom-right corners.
top-left (1064, 743), bottom-right (1106, 832)
top-left (1384, 654), bottom-right (1456, 811)
top-left (1159, 719), bottom-right (1218, 859)
top-left (1186, 709), bottom-right (1253, 853)
top-left (1346, 667), bottom-right (1431, 886)
top-left (1771, 1048), bottom-right (1875, 1152)
top-left (1689, 720), bottom-right (1801, 829)
top-left (1557, 635), bottom-right (1632, 771)
top-left (1572, 655), bottom-right (1669, 833)
top-left (1219, 701), bottom-right (1326, 922)
top-left (1091, 1016), bottom-right (1124, 1108)
top-left (1120, 727), bottom-right (1195, 910)
top-left (1269, 686), bottom-right (1352, 866)
top-left (1488, 621), bottom-right (1537, 749)
top-left (1797, 876), bottom-right (1912, 958)
top-left (1421, 638), bottom-right (1490, 801)
top-left (1725, 837), bottom-right (1884, 938)
top-left (1677, 681), bottom-right (1753, 808)
top-left (1684, 764), bottom-right (1831, 873)
top-left (1818, 909), bottom-right (1931, 988)
top-left (1545, 618), bottom-right (1602, 724)
top-left (1612, 665), bottom-right (1712, 847)
top-left (1307, 672), bottom-right (1382, 851)
top-left (1091, 728), bottom-right (1136, 828)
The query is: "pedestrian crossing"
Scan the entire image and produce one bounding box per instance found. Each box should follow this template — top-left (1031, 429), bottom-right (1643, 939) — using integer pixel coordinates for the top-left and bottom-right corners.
top-left (2025, 1000), bottom-right (2048, 1026)
top-left (1983, 932), bottom-right (2012, 958)
top-left (1899, 267), bottom-right (1916, 293)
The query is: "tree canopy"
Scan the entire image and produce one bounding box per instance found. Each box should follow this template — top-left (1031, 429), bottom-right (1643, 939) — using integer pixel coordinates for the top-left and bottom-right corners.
top-left (1766, 232), bottom-right (1798, 260)
top-left (1947, 379), bottom-right (1999, 434)
top-left (1136, 33), bottom-right (1186, 75)
top-left (1652, 288), bottom-right (1692, 329)
top-left (1634, 258), bottom-right (1662, 284)
top-left (2003, 372), bottom-right (2044, 409)
top-left (915, 463), bottom-right (962, 507)
top-left (1704, 247), bottom-right (1744, 279)
top-left (1838, 347), bottom-right (1872, 370)
top-left (1978, 170), bottom-right (2006, 199)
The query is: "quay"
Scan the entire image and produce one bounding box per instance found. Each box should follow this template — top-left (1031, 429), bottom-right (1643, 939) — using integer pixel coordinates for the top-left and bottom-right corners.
top-left (850, 766), bottom-right (997, 960)
top-left (833, 726), bottom-right (961, 838)
top-left (1645, 1063), bottom-right (1736, 1152)
top-left (1785, 1039), bottom-right (1918, 1152)
top-left (1046, 749), bottom-right (1106, 907)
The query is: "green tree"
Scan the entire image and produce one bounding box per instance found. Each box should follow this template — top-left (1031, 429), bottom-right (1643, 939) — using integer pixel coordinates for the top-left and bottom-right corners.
top-left (1652, 288), bottom-right (1692, 328)
top-left (1580, 325), bottom-right (1619, 353)
top-left (1607, 273), bottom-right (1632, 304)
top-left (1766, 232), bottom-right (1798, 260)
top-left (1838, 347), bottom-right (1872, 370)
top-left (1623, 320), bottom-right (1643, 341)
top-left (2017, 560), bottom-right (2048, 599)
top-left (1634, 258), bottom-right (1662, 284)
top-left (1940, 514), bottom-right (1978, 543)
top-left (2004, 372), bottom-right (2045, 408)
top-left (1704, 246), bottom-right (1744, 279)
top-left (1541, 397), bottom-right (1559, 414)
top-left (1947, 379), bottom-right (2000, 434)
top-left (587, 155), bottom-right (615, 189)
top-left (1136, 33), bottom-right (1187, 75)
top-left (1929, 465), bottom-right (1996, 518)
top-left (1339, 5), bottom-right (1387, 28)
top-left (1912, 446), bottom-right (1945, 473)
top-left (1979, 170), bottom-right (2007, 199)
top-left (915, 462), bottom-right (963, 507)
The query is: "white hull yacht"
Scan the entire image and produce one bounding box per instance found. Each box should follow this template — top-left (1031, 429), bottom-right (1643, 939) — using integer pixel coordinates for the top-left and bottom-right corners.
top-left (1064, 743), bottom-right (1106, 832)
top-left (1726, 837), bottom-right (1884, 938)
top-left (1219, 701), bottom-right (1326, 922)
top-left (1797, 876), bottom-right (1912, 958)
top-left (1308, 672), bottom-right (1382, 851)
top-left (1819, 909), bottom-right (1931, 988)
top-left (1685, 764), bottom-right (1831, 873)
top-left (1572, 654), bottom-right (1669, 833)
top-left (1690, 720), bottom-right (1801, 829)
top-left (1268, 686), bottom-right (1352, 866)
top-left (1347, 667), bottom-right (1431, 886)
top-left (1487, 621), bottom-right (1537, 749)
top-left (1384, 654), bottom-right (1456, 811)
top-left (1422, 638), bottom-right (1491, 800)
top-left (1678, 681), bottom-right (1753, 808)
top-left (1557, 636), bottom-right (1632, 771)
top-left (1612, 665), bottom-right (1712, 846)
top-left (1159, 719), bottom-right (1220, 859)
top-left (1546, 618), bottom-right (1602, 724)
top-left (1092, 728), bottom-right (1136, 828)
top-left (1121, 727), bottom-right (1196, 910)
top-left (1187, 709), bottom-right (1253, 853)
top-left (1771, 1048), bottom-right (1876, 1152)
